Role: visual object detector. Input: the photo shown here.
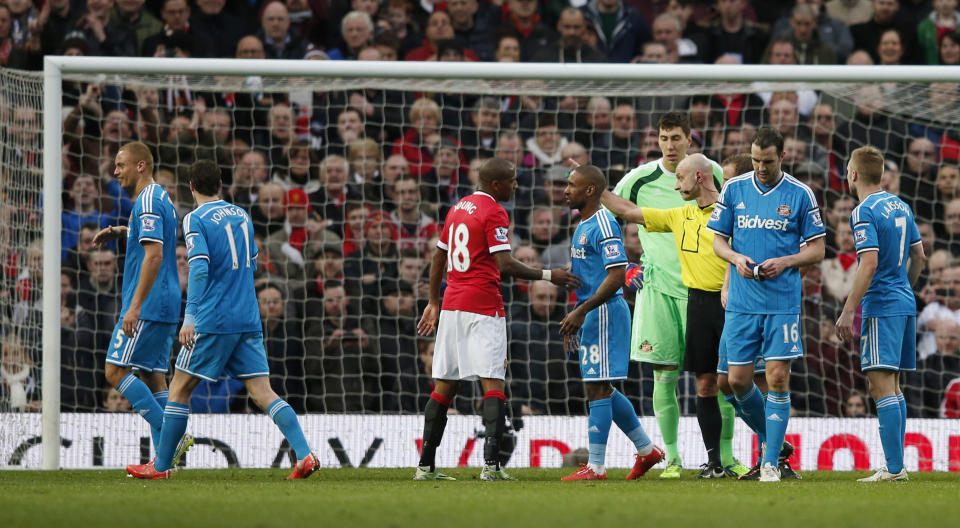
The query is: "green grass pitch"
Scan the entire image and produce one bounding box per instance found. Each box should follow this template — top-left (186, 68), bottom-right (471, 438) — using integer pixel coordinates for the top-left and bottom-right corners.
top-left (2, 468), bottom-right (959, 527)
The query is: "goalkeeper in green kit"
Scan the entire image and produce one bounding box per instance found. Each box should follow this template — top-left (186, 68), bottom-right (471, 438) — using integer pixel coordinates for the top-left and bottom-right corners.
top-left (610, 112), bottom-right (747, 478)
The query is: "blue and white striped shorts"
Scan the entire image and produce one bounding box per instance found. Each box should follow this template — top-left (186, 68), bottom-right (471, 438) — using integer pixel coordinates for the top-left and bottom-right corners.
top-left (106, 319), bottom-right (176, 372)
top-left (860, 316), bottom-right (916, 372)
top-left (577, 296), bottom-right (631, 381)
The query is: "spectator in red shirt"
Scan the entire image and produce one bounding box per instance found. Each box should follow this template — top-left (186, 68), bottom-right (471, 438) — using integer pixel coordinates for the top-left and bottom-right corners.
top-left (500, 0), bottom-right (558, 60)
top-left (942, 378), bottom-right (960, 417)
top-left (918, 0), bottom-right (960, 64)
top-left (265, 187), bottom-right (341, 278)
top-left (404, 10), bottom-right (478, 61)
top-left (342, 201), bottom-right (372, 256)
top-left (392, 98), bottom-right (465, 178)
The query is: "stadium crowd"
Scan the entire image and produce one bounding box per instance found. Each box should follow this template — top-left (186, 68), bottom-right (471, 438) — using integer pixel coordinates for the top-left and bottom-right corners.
top-left (2, 0), bottom-right (960, 420)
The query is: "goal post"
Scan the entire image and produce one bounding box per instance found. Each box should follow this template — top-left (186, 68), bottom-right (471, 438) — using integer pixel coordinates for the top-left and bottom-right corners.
top-left (20, 57), bottom-right (960, 470)
top-left (41, 58), bottom-right (64, 471)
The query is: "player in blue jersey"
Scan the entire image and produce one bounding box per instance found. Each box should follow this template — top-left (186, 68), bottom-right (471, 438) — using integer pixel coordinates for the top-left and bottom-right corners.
top-left (126, 160), bottom-right (318, 480)
top-left (835, 146), bottom-right (926, 482)
top-left (92, 142), bottom-right (181, 457)
top-left (707, 128), bottom-right (826, 482)
top-left (558, 165), bottom-right (663, 481)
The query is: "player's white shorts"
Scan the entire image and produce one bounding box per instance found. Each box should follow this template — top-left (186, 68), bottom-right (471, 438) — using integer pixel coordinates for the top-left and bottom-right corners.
top-left (433, 310), bottom-right (507, 381)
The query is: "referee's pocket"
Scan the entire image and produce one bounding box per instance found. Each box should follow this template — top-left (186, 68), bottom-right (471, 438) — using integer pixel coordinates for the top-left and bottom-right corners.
top-left (680, 221), bottom-right (701, 253)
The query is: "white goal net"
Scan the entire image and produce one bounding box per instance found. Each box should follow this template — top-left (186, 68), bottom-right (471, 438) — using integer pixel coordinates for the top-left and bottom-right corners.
top-left (2, 60), bottom-right (960, 471)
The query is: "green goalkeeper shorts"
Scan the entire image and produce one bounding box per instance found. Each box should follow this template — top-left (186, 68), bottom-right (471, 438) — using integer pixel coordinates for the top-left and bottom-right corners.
top-left (630, 286), bottom-right (687, 366)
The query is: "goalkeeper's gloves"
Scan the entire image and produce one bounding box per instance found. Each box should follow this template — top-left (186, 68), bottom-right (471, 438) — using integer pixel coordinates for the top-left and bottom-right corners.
top-left (624, 263), bottom-right (644, 291)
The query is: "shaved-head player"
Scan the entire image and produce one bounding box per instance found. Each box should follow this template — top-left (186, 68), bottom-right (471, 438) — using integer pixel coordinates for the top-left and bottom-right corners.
top-left (609, 111), bottom-right (738, 478)
top-left (604, 153), bottom-right (750, 478)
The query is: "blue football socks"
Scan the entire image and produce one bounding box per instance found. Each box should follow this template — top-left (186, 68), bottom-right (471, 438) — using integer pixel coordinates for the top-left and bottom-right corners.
top-left (268, 399), bottom-right (311, 460)
top-left (896, 393), bottom-right (907, 448)
top-left (763, 391), bottom-right (791, 467)
top-left (155, 402), bottom-right (190, 472)
top-left (587, 397), bottom-right (613, 469)
top-left (734, 384), bottom-right (767, 445)
top-left (610, 390), bottom-right (652, 454)
top-left (877, 395), bottom-right (904, 474)
top-left (116, 374), bottom-right (164, 450)
top-left (153, 390), bottom-right (168, 411)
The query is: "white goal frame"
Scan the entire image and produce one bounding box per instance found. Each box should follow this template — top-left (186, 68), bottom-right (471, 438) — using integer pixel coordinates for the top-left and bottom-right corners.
top-left (40, 57), bottom-right (959, 470)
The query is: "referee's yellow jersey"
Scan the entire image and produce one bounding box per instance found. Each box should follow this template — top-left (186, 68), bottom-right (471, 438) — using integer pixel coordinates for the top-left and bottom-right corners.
top-left (640, 203), bottom-right (725, 292)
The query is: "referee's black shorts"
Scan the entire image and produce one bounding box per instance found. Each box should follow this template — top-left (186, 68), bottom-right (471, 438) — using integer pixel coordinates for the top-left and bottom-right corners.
top-left (684, 288), bottom-right (725, 374)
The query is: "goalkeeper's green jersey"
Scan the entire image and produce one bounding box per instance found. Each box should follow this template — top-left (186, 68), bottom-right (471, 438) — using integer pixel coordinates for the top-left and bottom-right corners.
top-left (611, 157), bottom-right (723, 299)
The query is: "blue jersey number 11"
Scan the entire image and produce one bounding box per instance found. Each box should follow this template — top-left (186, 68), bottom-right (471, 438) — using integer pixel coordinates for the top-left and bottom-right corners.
top-left (224, 222), bottom-right (251, 270)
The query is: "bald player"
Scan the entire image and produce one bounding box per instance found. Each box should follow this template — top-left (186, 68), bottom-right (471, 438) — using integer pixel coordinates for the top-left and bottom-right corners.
top-left (92, 141), bottom-right (185, 461)
top-left (603, 154), bottom-right (750, 477)
top-left (610, 111), bottom-right (734, 477)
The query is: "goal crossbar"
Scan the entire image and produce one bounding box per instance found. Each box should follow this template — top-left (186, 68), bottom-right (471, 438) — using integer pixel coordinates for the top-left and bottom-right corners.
top-left (44, 57), bottom-right (960, 82)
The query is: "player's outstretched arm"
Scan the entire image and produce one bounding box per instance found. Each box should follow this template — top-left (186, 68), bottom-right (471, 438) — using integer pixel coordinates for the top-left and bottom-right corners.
top-left (417, 247), bottom-right (447, 337)
top-left (123, 241), bottom-right (162, 337)
top-left (908, 243), bottom-right (926, 288)
top-left (493, 251), bottom-right (582, 290)
top-left (600, 190), bottom-right (645, 225)
top-left (559, 265), bottom-right (626, 338)
top-left (713, 234), bottom-right (756, 279)
top-left (758, 237), bottom-right (826, 280)
top-left (91, 225), bottom-right (128, 248)
top-left (835, 250), bottom-right (878, 343)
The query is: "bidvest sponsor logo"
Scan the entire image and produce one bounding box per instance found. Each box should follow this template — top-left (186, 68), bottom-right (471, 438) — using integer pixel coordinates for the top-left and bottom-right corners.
top-left (737, 215), bottom-right (789, 231)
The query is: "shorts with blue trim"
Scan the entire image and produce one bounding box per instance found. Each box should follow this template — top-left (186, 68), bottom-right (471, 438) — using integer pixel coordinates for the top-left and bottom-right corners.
top-left (105, 319), bottom-right (176, 372)
top-left (722, 312), bottom-right (802, 367)
top-left (578, 297), bottom-right (631, 381)
top-left (175, 331), bottom-right (270, 381)
top-left (860, 315), bottom-right (917, 372)
top-left (716, 329), bottom-right (767, 374)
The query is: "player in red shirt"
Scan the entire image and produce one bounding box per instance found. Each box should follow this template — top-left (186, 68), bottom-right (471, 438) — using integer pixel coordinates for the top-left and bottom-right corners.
top-left (415, 158), bottom-right (581, 481)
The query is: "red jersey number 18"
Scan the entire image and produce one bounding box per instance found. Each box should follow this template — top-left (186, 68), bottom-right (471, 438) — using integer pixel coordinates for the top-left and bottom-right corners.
top-left (447, 223), bottom-right (471, 272)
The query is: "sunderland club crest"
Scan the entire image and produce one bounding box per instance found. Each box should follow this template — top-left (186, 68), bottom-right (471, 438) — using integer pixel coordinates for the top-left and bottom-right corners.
top-left (777, 204), bottom-right (792, 217)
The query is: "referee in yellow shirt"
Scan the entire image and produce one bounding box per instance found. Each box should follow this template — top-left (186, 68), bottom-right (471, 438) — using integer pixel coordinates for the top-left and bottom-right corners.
top-left (601, 153), bottom-right (736, 479)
